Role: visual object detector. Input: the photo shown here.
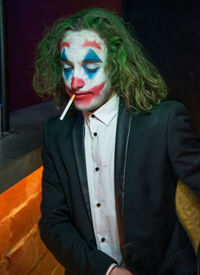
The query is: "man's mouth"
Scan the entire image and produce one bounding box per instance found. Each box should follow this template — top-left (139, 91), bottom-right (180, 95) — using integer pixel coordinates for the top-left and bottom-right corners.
top-left (74, 91), bottom-right (92, 96)
top-left (66, 82), bottom-right (105, 99)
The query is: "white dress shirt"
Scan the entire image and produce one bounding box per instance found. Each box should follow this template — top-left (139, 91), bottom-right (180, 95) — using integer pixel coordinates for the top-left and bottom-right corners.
top-left (83, 94), bottom-right (122, 270)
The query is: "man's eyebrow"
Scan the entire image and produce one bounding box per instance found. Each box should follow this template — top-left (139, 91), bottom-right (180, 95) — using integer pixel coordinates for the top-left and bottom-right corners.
top-left (60, 42), bottom-right (70, 50)
top-left (81, 40), bottom-right (101, 50)
top-left (83, 49), bottom-right (102, 62)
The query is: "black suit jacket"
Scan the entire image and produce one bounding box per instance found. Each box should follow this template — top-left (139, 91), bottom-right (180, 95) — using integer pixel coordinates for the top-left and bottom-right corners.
top-left (39, 99), bottom-right (200, 275)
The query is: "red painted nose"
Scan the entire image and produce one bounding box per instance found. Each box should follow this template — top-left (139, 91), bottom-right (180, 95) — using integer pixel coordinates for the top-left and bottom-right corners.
top-left (71, 77), bottom-right (85, 90)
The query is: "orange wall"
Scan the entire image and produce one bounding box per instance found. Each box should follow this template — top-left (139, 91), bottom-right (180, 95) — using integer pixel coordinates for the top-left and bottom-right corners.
top-left (0, 167), bottom-right (64, 275)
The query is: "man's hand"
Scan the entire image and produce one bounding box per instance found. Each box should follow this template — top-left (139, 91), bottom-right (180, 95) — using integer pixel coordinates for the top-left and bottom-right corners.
top-left (111, 267), bottom-right (133, 275)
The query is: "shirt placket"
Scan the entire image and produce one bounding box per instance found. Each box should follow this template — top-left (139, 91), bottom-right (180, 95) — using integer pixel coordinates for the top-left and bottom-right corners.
top-left (91, 118), bottom-right (109, 251)
top-left (89, 117), bottom-right (107, 250)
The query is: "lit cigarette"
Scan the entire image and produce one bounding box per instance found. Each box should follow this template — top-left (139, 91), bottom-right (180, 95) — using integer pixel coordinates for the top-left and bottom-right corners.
top-left (59, 94), bottom-right (76, 120)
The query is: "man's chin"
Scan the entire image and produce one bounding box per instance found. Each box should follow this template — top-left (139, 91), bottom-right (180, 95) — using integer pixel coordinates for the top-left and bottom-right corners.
top-left (73, 98), bottom-right (102, 112)
top-left (74, 102), bottom-right (98, 112)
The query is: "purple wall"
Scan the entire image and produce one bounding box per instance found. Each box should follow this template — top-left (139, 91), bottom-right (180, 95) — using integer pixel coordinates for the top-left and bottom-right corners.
top-left (6, 0), bottom-right (121, 111)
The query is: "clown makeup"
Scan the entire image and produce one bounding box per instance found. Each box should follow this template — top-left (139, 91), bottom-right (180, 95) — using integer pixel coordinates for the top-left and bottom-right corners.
top-left (60, 30), bottom-right (113, 112)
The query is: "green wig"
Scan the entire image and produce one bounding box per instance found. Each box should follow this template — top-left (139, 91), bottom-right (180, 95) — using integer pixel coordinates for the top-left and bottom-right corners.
top-left (33, 8), bottom-right (167, 113)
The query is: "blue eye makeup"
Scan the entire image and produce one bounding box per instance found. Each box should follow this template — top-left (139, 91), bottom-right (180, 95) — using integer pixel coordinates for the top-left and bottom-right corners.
top-left (84, 49), bottom-right (102, 62)
top-left (63, 64), bottom-right (73, 71)
top-left (63, 64), bottom-right (73, 80)
top-left (83, 49), bottom-right (102, 79)
top-left (83, 64), bottom-right (100, 79)
top-left (61, 48), bottom-right (69, 61)
top-left (61, 49), bottom-right (73, 80)
top-left (84, 63), bottom-right (100, 72)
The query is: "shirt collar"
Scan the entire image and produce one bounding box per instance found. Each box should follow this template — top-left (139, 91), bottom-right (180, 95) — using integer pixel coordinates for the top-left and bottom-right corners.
top-left (83, 94), bottom-right (119, 126)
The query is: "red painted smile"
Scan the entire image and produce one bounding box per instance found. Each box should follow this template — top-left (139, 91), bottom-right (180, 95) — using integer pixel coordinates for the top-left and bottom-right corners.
top-left (66, 82), bottom-right (105, 105)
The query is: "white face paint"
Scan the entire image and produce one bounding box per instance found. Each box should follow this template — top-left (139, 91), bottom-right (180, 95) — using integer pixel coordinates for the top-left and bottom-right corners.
top-left (60, 30), bottom-right (113, 112)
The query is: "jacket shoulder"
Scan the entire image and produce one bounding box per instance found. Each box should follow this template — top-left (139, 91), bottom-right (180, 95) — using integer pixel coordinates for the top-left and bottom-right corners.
top-left (153, 100), bottom-right (187, 114)
top-left (133, 100), bottom-right (189, 131)
top-left (145, 100), bottom-right (188, 122)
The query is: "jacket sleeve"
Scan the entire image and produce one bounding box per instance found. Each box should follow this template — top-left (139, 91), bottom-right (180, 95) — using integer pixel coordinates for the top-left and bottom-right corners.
top-left (167, 102), bottom-right (200, 199)
top-left (39, 122), bottom-right (117, 275)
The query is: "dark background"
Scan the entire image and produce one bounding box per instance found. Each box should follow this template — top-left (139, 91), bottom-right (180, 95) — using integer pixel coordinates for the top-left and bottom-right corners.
top-left (122, 0), bottom-right (200, 131)
top-left (5, 0), bottom-right (200, 130)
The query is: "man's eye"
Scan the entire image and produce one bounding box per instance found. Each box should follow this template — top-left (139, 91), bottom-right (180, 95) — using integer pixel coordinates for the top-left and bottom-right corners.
top-left (63, 64), bottom-right (73, 71)
top-left (84, 64), bottom-right (100, 73)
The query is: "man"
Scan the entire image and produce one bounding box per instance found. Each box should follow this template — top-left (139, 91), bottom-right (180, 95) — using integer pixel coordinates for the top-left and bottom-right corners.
top-left (33, 8), bottom-right (200, 275)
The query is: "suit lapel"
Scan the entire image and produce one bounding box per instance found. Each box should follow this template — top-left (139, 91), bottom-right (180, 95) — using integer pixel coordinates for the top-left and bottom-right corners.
top-left (115, 99), bottom-right (133, 222)
top-left (72, 112), bottom-right (92, 221)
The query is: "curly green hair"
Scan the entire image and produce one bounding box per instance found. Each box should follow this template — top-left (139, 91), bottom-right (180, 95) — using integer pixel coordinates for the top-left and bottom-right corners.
top-left (33, 8), bottom-right (167, 113)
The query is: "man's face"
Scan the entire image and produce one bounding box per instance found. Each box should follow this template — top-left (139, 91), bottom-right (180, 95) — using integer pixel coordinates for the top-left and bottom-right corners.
top-left (60, 30), bottom-right (112, 112)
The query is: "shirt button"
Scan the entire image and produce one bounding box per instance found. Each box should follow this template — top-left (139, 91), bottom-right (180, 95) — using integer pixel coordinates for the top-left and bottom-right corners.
top-left (94, 132), bottom-right (97, 136)
top-left (101, 237), bottom-right (105, 242)
top-left (96, 203), bottom-right (101, 207)
top-left (95, 167), bottom-right (99, 172)
top-left (91, 114), bottom-right (95, 118)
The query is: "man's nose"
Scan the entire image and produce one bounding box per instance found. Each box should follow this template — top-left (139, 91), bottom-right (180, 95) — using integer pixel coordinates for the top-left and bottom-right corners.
top-left (71, 77), bottom-right (85, 90)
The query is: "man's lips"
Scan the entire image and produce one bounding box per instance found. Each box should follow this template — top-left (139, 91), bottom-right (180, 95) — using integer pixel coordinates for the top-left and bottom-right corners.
top-left (65, 82), bottom-right (105, 105)
top-left (74, 91), bottom-right (92, 96)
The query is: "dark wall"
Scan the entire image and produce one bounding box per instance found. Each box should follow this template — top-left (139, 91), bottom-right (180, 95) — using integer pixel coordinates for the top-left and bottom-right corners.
top-left (6, 0), bottom-right (121, 112)
top-left (123, 0), bottom-right (200, 132)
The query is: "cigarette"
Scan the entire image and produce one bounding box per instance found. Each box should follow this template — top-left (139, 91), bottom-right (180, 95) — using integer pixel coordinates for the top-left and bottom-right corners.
top-left (59, 94), bottom-right (76, 120)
